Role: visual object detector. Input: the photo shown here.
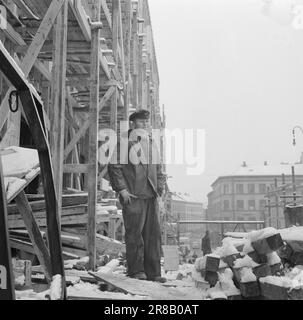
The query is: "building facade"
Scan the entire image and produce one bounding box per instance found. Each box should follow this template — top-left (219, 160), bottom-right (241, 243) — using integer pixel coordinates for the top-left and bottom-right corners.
top-left (207, 163), bottom-right (303, 230)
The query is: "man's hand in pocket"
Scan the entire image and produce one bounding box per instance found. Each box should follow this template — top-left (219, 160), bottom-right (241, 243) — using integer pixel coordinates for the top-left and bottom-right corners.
top-left (120, 189), bottom-right (132, 204)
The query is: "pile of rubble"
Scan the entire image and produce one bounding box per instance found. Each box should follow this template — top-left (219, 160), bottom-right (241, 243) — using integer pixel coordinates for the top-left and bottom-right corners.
top-left (193, 227), bottom-right (303, 300)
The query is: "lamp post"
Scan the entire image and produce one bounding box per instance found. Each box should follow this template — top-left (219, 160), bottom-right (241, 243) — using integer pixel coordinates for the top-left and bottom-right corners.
top-left (292, 126), bottom-right (303, 146)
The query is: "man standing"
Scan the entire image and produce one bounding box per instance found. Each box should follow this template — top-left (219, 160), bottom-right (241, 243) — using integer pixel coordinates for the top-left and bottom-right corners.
top-left (108, 110), bottom-right (166, 283)
top-left (201, 230), bottom-right (212, 256)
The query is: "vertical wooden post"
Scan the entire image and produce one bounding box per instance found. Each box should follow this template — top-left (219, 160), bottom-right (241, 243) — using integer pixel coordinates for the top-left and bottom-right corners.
top-left (0, 157), bottom-right (15, 300)
top-left (131, 4), bottom-right (138, 109)
top-left (87, 0), bottom-right (101, 271)
top-left (49, 0), bottom-right (68, 212)
top-left (123, 0), bottom-right (132, 121)
top-left (111, 0), bottom-right (119, 132)
top-left (138, 34), bottom-right (144, 108)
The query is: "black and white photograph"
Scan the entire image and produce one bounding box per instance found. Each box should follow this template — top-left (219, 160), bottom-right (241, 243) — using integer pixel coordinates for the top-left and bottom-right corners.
top-left (1, 0), bottom-right (303, 305)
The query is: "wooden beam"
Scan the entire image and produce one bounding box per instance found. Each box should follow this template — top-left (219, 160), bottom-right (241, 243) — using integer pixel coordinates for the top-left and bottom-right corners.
top-left (14, 191), bottom-right (52, 282)
top-left (123, 0), bottom-right (132, 120)
top-left (0, 157), bottom-right (15, 300)
top-left (69, 0), bottom-right (91, 41)
top-left (10, 0), bottom-right (40, 19)
top-left (49, 0), bottom-right (68, 212)
top-left (63, 86), bottom-right (115, 160)
top-left (101, 0), bottom-right (112, 30)
top-left (63, 164), bottom-right (90, 173)
top-left (87, 0), bottom-right (101, 271)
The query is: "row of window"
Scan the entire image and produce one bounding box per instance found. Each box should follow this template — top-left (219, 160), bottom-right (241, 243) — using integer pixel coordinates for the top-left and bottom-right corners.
top-left (223, 183), bottom-right (270, 195)
top-left (223, 199), bottom-right (267, 211)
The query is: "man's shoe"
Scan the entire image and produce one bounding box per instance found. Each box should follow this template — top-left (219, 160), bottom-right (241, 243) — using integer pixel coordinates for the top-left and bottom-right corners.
top-left (147, 276), bottom-right (167, 283)
top-left (130, 272), bottom-right (147, 280)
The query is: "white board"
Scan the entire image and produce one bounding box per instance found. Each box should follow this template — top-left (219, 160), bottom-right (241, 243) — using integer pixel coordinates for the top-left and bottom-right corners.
top-left (162, 245), bottom-right (179, 272)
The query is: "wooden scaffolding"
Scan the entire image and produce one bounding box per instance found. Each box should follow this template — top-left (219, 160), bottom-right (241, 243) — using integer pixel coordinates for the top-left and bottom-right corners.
top-left (0, 0), bottom-right (164, 298)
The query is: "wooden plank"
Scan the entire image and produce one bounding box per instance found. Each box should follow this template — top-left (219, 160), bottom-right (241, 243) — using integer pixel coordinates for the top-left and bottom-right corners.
top-left (0, 156), bottom-right (15, 300)
top-left (10, 0), bottom-right (40, 19)
top-left (87, 0), bottom-right (101, 271)
top-left (69, 0), bottom-right (91, 41)
top-left (63, 164), bottom-right (90, 174)
top-left (101, 0), bottom-right (112, 30)
top-left (110, 86), bottom-right (118, 132)
top-left (49, 0), bottom-right (68, 212)
top-left (14, 191), bottom-right (52, 282)
top-left (8, 194), bottom-right (88, 214)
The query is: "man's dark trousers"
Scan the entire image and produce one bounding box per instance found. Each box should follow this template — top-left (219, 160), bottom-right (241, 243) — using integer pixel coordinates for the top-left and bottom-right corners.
top-left (122, 197), bottom-right (161, 278)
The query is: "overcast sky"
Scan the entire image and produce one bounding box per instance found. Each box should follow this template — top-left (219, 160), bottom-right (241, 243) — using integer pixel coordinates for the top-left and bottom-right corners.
top-left (149, 0), bottom-right (303, 204)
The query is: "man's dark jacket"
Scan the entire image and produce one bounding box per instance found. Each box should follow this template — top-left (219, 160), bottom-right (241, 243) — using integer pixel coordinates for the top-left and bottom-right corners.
top-left (108, 130), bottom-right (166, 197)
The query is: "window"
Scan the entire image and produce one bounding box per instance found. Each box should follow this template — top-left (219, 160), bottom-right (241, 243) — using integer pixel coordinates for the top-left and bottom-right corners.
top-left (236, 200), bottom-right (244, 210)
top-left (259, 200), bottom-right (266, 210)
top-left (223, 184), bottom-right (229, 194)
top-left (259, 184), bottom-right (266, 194)
top-left (248, 184), bottom-right (255, 194)
top-left (248, 200), bottom-right (255, 210)
top-left (237, 216), bottom-right (244, 221)
top-left (236, 184), bottom-right (244, 194)
top-left (223, 200), bottom-right (230, 211)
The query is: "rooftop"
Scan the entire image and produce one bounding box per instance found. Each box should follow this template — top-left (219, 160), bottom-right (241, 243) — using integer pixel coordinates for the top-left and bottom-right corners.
top-left (211, 163), bottom-right (303, 187)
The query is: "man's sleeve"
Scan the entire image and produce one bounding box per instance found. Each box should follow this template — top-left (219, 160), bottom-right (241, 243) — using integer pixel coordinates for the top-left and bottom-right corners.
top-left (107, 142), bottom-right (127, 193)
top-left (108, 164), bottom-right (127, 193)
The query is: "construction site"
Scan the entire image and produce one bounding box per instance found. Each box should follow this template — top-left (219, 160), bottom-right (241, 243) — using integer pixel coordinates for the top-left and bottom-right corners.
top-left (2, 0), bottom-right (303, 302)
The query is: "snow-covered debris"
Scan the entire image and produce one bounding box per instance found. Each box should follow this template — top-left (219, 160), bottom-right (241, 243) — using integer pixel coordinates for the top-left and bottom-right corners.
top-left (267, 252), bottom-right (281, 266)
top-left (284, 267), bottom-right (303, 290)
top-left (219, 269), bottom-right (240, 297)
top-left (207, 284), bottom-right (228, 300)
top-left (248, 227), bottom-right (278, 243)
top-left (97, 259), bottom-right (120, 274)
top-left (49, 275), bottom-right (62, 300)
top-left (1, 147), bottom-right (39, 178)
top-left (213, 238), bottom-right (239, 257)
top-left (242, 238), bottom-right (254, 254)
top-left (233, 255), bottom-right (259, 268)
top-left (195, 255), bottom-right (226, 271)
top-left (259, 276), bottom-right (293, 288)
top-left (279, 226), bottom-right (303, 242)
top-left (240, 268), bottom-right (257, 283)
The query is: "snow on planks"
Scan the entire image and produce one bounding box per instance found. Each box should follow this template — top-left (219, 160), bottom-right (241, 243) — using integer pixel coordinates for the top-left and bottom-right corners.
top-left (1, 147), bottom-right (40, 203)
top-left (88, 272), bottom-right (199, 300)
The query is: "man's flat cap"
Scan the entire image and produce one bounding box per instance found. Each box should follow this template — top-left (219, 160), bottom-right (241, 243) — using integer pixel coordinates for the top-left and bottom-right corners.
top-left (129, 109), bottom-right (150, 122)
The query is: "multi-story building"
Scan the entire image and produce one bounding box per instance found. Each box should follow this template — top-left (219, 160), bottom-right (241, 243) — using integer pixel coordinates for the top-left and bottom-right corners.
top-left (164, 192), bottom-right (205, 245)
top-left (207, 162), bottom-right (303, 230)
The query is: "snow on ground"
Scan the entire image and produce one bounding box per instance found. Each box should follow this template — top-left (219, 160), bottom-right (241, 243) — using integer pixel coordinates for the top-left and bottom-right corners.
top-left (67, 282), bottom-right (148, 300)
